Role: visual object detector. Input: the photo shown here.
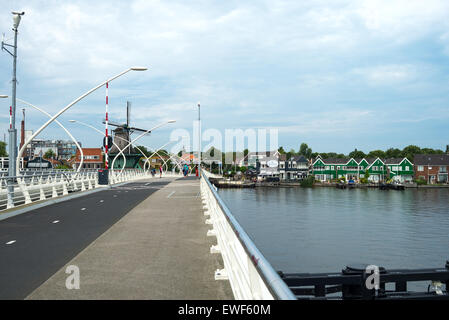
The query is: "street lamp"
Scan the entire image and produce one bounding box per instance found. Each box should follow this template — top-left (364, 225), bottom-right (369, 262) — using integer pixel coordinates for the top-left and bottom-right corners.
top-left (110, 120), bottom-right (176, 172)
top-left (0, 97), bottom-right (85, 172)
top-left (2, 11), bottom-right (25, 205)
top-left (16, 67), bottom-right (147, 176)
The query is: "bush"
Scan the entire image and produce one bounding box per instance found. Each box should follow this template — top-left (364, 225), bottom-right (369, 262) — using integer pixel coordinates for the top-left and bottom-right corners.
top-left (360, 177), bottom-right (368, 184)
top-left (300, 175), bottom-right (315, 187)
top-left (416, 178), bottom-right (427, 185)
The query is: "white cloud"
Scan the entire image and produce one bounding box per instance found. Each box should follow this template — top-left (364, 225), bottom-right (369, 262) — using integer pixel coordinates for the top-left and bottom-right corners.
top-left (1, 0), bottom-right (449, 149)
top-left (351, 64), bottom-right (417, 85)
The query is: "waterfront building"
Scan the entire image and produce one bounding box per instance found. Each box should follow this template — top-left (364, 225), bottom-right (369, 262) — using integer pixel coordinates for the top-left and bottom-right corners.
top-left (384, 158), bottom-right (414, 183)
top-left (365, 157), bottom-right (388, 183)
top-left (240, 151), bottom-right (280, 179)
top-left (279, 154), bottom-right (309, 180)
top-left (414, 154), bottom-right (449, 184)
top-left (312, 156), bottom-right (412, 183)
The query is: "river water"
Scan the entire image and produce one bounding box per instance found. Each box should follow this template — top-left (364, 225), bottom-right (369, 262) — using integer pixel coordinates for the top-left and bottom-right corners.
top-left (218, 187), bottom-right (449, 275)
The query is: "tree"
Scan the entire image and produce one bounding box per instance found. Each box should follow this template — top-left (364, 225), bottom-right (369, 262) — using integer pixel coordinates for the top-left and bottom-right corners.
top-left (286, 148), bottom-right (296, 160)
top-left (299, 143), bottom-right (312, 159)
top-left (348, 148), bottom-right (366, 159)
top-left (401, 145), bottom-right (421, 162)
top-left (385, 148), bottom-right (401, 159)
top-left (367, 150), bottom-right (386, 159)
top-left (136, 145), bottom-right (150, 156)
top-left (0, 142), bottom-right (7, 157)
top-left (278, 146), bottom-right (286, 154)
top-left (44, 149), bottom-right (56, 159)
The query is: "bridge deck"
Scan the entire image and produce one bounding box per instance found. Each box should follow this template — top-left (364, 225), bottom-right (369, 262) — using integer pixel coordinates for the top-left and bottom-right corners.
top-left (12, 177), bottom-right (231, 299)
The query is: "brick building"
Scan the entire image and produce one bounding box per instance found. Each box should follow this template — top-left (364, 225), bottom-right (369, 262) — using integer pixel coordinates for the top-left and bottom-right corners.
top-left (72, 148), bottom-right (104, 169)
top-left (414, 154), bottom-right (449, 184)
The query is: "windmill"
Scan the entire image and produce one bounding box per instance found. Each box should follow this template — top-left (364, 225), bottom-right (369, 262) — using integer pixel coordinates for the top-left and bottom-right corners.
top-left (103, 101), bottom-right (150, 168)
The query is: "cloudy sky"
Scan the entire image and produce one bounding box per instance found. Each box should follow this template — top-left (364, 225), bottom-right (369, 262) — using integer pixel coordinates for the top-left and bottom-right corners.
top-left (1, 0), bottom-right (449, 154)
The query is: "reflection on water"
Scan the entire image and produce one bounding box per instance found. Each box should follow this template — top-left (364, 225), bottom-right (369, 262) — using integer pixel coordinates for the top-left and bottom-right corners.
top-left (218, 187), bottom-right (449, 274)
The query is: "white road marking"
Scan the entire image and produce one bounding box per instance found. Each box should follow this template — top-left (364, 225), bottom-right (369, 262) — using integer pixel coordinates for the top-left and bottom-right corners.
top-left (100, 200), bottom-right (104, 203)
top-left (113, 195), bottom-right (117, 197)
top-left (6, 240), bottom-right (16, 245)
top-left (81, 208), bottom-right (86, 211)
top-left (52, 220), bottom-right (60, 224)
top-left (167, 191), bottom-right (176, 198)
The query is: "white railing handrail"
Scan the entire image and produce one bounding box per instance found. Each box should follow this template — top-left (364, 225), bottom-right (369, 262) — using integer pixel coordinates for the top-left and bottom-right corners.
top-left (201, 172), bottom-right (296, 300)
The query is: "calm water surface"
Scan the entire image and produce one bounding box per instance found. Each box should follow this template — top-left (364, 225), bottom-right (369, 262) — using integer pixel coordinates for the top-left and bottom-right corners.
top-left (218, 187), bottom-right (449, 274)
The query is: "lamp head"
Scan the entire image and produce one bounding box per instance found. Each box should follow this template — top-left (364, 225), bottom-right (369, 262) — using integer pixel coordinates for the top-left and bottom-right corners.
top-left (0, 95), bottom-right (8, 98)
top-left (167, 120), bottom-right (176, 123)
top-left (12, 11), bottom-right (24, 29)
top-left (69, 120), bottom-right (76, 123)
top-left (130, 67), bottom-right (148, 71)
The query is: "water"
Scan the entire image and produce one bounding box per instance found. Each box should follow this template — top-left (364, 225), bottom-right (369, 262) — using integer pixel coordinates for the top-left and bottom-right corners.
top-left (218, 187), bottom-right (449, 274)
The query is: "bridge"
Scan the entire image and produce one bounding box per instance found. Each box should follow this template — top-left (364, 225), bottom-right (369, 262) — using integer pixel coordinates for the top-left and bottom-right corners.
top-left (0, 169), bottom-right (295, 300)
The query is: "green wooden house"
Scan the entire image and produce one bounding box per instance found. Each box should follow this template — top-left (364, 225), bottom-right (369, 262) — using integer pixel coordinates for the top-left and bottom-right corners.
top-left (312, 156), bottom-right (413, 183)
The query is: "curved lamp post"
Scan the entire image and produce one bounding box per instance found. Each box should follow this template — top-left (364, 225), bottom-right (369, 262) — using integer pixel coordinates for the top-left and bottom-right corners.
top-left (69, 120), bottom-right (159, 178)
top-left (141, 135), bottom-right (189, 174)
top-left (68, 119), bottom-right (127, 171)
top-left (68, 120), bottom-right (161, 177)
top-left (16, 98), bottom-right (84, 173)
top-left (16, 67), bottom-right (147, 176)
top-left (142, 140), bottom-right (176, 173)
top-left (110, 119), bottom-right (176, 173)
top-left (0, 96), bottom-right (85, 173)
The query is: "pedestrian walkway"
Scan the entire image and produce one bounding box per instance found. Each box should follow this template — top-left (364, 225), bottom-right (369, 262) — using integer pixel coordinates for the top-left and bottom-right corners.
top-left (27, 177), bottom-right (233, 299)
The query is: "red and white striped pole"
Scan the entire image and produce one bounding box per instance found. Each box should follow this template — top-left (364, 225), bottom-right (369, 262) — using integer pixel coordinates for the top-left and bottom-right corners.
top-left (105, 82), bottom-right (109, 169)
top-left (9, 106), bottom-right (12, 129)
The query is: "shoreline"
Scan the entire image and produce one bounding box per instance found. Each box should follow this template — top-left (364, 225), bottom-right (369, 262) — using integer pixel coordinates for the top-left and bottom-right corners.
top-left (211, 178), bottom-right (449, 189)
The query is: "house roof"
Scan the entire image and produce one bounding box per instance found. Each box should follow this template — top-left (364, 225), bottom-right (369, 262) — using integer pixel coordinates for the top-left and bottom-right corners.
top-left (414, 154), bottom-right (449, 166)
top-left (291, 155), bottom-right (308, 163)
top-left (384, 158), bottom-right (404, 165)
top-left (321, 158), bottom-right (350, 165)
top-left (75, 148), bottom-right (102, 156)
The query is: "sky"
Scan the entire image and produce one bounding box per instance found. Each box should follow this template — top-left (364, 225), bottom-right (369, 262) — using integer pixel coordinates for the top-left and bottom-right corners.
top-left (1, 0), bottom-right (449, 154)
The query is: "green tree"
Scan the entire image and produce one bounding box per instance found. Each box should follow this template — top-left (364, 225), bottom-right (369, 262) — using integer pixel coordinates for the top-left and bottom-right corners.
top-left (278, 146), bottom-right (286, 154)
top-left (401, 145), bottom-right (421, 162)
top-left (385, 148), bottom-right (401, 159)
top-left (367, 150), bottom-right (386, 159)
top-left (348, 148), bottom-right (366, 159)
top-left (136, 145), bottom-right (150, 156)
top-left (286, 148), bottom-right (296, 160)
top-left (299, 143), bottom-right (312, 159)
top-left (0, 142), bottom-right (7, 157)
top-left (44, 149), bottom-right (56, 159)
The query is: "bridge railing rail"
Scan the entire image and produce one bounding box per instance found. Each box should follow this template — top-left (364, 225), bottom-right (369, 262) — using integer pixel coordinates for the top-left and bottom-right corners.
top-left (0, 169), bottom-right (183, 212)
top-left (201, 170), bottom-right (296, 300)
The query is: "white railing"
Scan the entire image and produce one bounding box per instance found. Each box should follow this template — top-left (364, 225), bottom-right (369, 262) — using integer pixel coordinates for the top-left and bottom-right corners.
top-left (200, 170), bottom-right (296, 300)
top-left (0, 169), bottom-right (182, 211)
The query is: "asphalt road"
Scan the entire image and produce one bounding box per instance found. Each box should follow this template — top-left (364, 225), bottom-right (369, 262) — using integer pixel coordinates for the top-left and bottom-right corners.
top-left (0, 179), bottom-right (171, 299)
